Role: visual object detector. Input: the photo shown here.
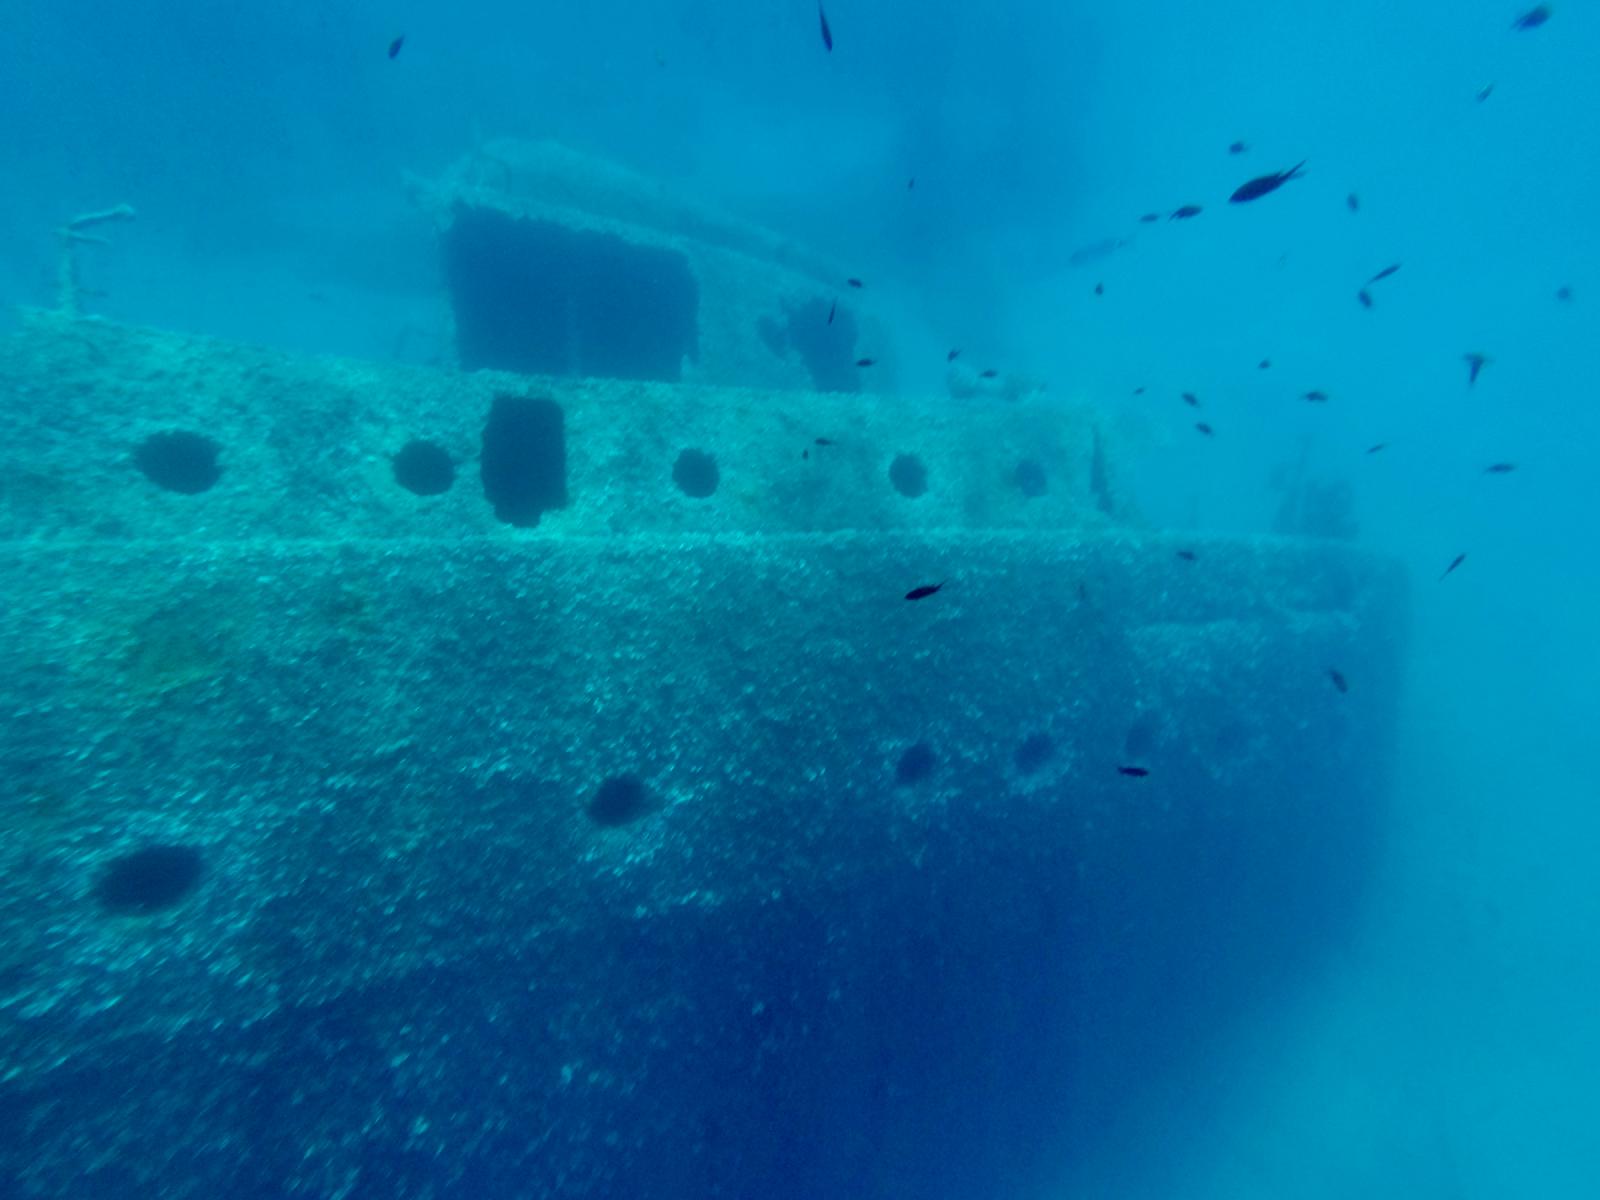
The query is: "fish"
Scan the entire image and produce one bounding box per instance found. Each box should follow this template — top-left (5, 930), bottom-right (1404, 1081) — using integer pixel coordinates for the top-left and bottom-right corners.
top-left (801, 450), bottom-right (808, 459)
top-left (947, 349), bottom-right (961, 361)
top-left (979, 369), bottom-right (998, 379)
top-left (827, 300), bottom-right (836, 325)
top-left (1229, 140), bottom-right (1249, 155)
top-left (814, 437), bottom-right (836, 446)
top-left (1463, 352), bottom-right (1490, 385)
top-left (907, 178), bottom-right (915, 190)
top-left (1328, 668), bottom-right (1348, 694)
top-left (1303, 390), bottom-right (1329, 402)
top-left (388, 34), bottom-right (405, 59)
top-left (1556, 285), bottom-right (1573, 301)
top-left (1117, 765), bottom-right (1150, 777)
top-left (1439, 552), bottom-right (1467, 581)
top-left (1181, 392), bottom-right (1200, 407)
top-left (1094, 282), bottom-right (1104, 296)
top-left (1132, 386), bottom-right (1146, 395)
top-left (1230, 161), bottom-right (1306, 203)
top-left (1195, 422), bottom-right (1214, 436)
top-left (1357, 289), bottom-right (1374, 308)
top-left (1347, 193), bottom-right (1361, 212)
top-left (855, 358), bottom-right (875, 367)
top-left (1476, 83), bottom-right (1496, 102)
top-left (1258, 359), bottom-right (1271, 369)
top-left (1170, 204), bottom-right (1203, 220)
top-left (1484, 462), bottom-right (1517, 473)
top-left (819, 3), bottom-right (833, 50)
top-left (1175, 549), bottom-right (1197, 562)
top-left (1368, 263), bottom-right (1401, 283)
top-left (1366, 443), bottom-right (1388, 454)
top-left (1139, 212), bottom-right (1162, 223)
top-left (1069, 236), bottom-right (1127, 267)
top-left (846, 277), bottom-right (863, 288)
top-left (1512, 5), bottom-right (1551, 30)
top-left (904, 582), bottom-right (943, 601)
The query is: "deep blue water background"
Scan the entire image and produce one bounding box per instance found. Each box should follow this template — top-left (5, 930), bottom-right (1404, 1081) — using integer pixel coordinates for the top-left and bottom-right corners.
top-left (4, 0), bottom-right (1598, 1194)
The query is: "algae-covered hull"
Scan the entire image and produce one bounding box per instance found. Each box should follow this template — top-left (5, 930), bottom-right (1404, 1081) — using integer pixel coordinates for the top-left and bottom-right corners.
top-left (0, 312), bottom-right (1404, 1198)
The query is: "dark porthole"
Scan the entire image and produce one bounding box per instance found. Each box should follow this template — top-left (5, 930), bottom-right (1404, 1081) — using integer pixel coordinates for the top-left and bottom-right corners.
top-left (894, 742), bottom-right (936, 786)
top-left (889, 454), bottom-right (927, 499)
top-left (134, 431), bottom-right (222, 494)
top-left (94, 844), bottom-right (205, 915)
top-left (1015, 459), bottom-right (1047, 499)
top-left (1014, 732), bottom-right (1056, 774)
top-left (392, 439), bottom-right (455, 496)
top-left (673, 449), bottom-right (719, 499)
top-left (588, 774), bottom-right (655, 827)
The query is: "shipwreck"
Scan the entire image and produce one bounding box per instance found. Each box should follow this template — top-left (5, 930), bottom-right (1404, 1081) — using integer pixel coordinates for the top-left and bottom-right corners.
top-left (0, 142), bottom-right (1404, 1199)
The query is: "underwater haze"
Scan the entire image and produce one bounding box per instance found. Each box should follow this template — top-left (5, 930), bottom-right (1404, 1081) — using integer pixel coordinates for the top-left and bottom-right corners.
top-left (3, 0), bottom-right (1599, 1196)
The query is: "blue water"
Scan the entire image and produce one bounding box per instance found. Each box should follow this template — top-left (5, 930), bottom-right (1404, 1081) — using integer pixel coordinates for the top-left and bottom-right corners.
top-left (4, 0), bottom-right (1598, 1195)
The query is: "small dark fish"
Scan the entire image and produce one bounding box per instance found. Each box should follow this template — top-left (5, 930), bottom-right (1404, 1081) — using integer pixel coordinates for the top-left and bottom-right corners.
top-left (1133, 386), bottom-right (1146, 395)
top-left (814, 437), bottom-right (836, 446)
top-left (1303, 390), bottom-right (1329, 402)
top-left (1484, 462), bottom-right (1517, 473)
top-left (1556, 285), bottom-right (1573, 302)
top-left (947, 348), bottom-right (961, 362)
top-left (801, 449), bottom-right (808, 459)
top-left (1512, 5), bottom-right (1550, 30)
top-left (979, 368), bottom-right (998, 379)
top-left (1230, 161), bottom-right (1306, 203)
top-left (1463, 352), bottom-right (1490, 385)
top-left (1366, 443), bottom-right (1388, 454)
top-left (1439, 552), bottom-right (1467, 581)
top-left (1347, 193), bottom-right (1361, 212)
top-left (819, 3), bottom-right (833, 50)
top-left (1170, 204), bottom-right (1203, 220)
top-left (846, 277), bottom-right (863, 288)
top-left (1368, 263), bottom-right (1401, 283)
top-left (1181, 392), bottom-right (1200, 407)
top-left (1139, 212), bottom-right (1161, 223)
top-left (855, 358), bottom-right (875, 367)
top-left (1328, 668), bottom-right (1349, 694)
top-left (1117, 765), bottom-right (1150, 777)
top-left (904, 582), bottom-right (943, 601)
top-left (1195, 422), bottom-right (1214, 436)
top-left (1357, 289), bottom-right (1374, 308)
top-left (907, 178), bottom-right (915, 190)
top-left (1094, 282), bottom-right (1104, 296)
top-left (1476, 83), bottom-right (1495, 102)
top-left (388, 34), bottom-right (405, 59)
top-left (1258, 359), bottom-right (1271, 369)
top-left (827, 300), bottom-right (836, 325)
top-left (1175, 549), bottom-right (1197, 562)
top-left (1229, 140), bottom-right (1249, 155)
